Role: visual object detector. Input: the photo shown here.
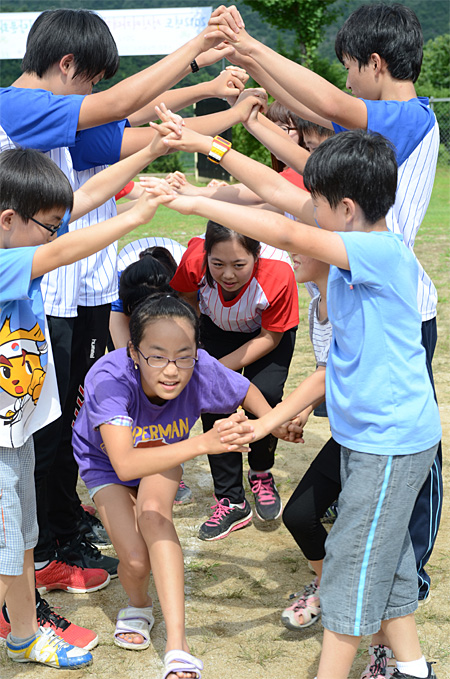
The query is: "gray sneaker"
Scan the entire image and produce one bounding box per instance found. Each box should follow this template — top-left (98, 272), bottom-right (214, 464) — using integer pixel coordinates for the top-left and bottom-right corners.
top-left (174, 479), bottom-right (193, 505)
top-left (83, 510), bottom-right (112, 548)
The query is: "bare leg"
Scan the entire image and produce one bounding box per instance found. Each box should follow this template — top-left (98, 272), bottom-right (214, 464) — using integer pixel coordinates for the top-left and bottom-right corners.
top-left (137, 466), bottom-right (197, 678)
top-left (4, 549), bottom-right (39, 638)
top-left (317, 629), bottom-right (360, 679)
top-left (95, 485), bottom-right (152, 646)
top-left (381, 614), bottom-right (422, 662)
top-left (310, 559), bottom-right (323, 581)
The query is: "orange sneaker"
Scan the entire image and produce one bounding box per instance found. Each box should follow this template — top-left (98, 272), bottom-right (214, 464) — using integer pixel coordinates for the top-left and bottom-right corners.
top-left (0, 594), bottom-right (98, 651)
top-left (35, 557), bottom-right (110, 594)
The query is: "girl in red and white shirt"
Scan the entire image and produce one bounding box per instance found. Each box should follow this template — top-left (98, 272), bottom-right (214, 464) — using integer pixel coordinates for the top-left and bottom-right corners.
top-left (171, 221), bottom-right (298, 541)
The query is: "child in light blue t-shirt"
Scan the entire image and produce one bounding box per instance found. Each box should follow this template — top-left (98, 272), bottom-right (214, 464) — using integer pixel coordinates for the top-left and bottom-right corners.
top-left (164, 129), bottom-right (441, 679)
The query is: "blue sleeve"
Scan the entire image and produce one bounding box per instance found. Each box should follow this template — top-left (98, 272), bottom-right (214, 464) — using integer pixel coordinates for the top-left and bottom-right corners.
top-left (332, 97), bottom-right (435, 166)
top-left (336, 231), bottom-right (404, 288)
top-left (71, 119), bottom-right (130, 170)
top-left (0, 247), bottom-right (38, 304)
top-left (0, 88), bottom-right (83, 150)
top-left (111, 272), bottom-right (123, 313)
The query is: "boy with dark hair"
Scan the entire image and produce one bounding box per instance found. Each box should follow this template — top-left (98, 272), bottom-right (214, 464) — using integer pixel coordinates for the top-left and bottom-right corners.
top-left (213, 0), bottom-right (442, 625)
top-left (163, 128), bottom-right (441, 679)
top-left (0, 147), bottom-right (173, 668)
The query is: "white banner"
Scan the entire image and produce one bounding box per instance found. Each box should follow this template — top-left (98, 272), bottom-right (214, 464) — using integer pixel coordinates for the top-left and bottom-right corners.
top-left (0, 7), bottom-right (212, 60)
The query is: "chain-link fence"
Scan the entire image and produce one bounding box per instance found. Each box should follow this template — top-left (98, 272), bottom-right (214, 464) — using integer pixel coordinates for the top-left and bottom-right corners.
top-left (430, 97), bottom-right (450, 166)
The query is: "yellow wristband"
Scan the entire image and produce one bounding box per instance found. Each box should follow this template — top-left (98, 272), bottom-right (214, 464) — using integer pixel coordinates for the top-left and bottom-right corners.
top-left (207, 135), bottom-right (232, 164)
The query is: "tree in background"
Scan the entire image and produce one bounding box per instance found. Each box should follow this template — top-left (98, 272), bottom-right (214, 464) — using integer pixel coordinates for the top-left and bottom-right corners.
top-left (240, 0), bottom-right (343, 67)
top-left (417, 34), bottom-right (450, 165)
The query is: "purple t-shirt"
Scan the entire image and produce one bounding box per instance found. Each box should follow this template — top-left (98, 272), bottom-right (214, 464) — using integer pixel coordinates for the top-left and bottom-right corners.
top-left (72, 348), bottom-right (250, 488)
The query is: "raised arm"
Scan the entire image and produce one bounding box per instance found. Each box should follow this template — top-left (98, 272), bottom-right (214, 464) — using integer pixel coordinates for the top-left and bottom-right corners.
top-left (224, 50), bottom-right (333, 129)
top-left (156, 117), bottom-right (314, 222)
top-left (31, 185), bottom-right (174, 280)
top-left (164, 192), bottom-right (349, 270)
top-left (71, 118), bottom-right (181, 221)
top-left (218, 28), bottom-right (368, 130)
top-left (127, 68), bottom-right (249, 127)
top-left (77, 6), bottom-right (244, 129)
top-left (118, 90), bottom-right (267, 158)
top-left (244, 108), bottom-right (311, 175)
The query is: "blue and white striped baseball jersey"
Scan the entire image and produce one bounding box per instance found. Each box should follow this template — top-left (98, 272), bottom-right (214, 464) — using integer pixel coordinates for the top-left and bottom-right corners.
top-left (333, 97), bottom-right (439, 321)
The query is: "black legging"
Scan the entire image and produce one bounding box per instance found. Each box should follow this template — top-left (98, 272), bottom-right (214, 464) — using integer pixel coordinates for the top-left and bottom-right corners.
top-left (283, 437), bottom-right (341, 561)
top-left (200, 314), bottom-right (297, 504)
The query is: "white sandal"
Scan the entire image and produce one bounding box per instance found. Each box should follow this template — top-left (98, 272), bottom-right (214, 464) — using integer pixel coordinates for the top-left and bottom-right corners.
top-left (113, 604), bottom-right (154, 651)
top-left (162, 650), bottom-right (203, 678)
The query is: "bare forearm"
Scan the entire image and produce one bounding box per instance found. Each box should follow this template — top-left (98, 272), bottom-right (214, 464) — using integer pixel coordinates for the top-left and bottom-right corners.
top-left (254, 371), bottom-right (326, 439)
top-left (241, 57), bottom-right (333, 128)
top-left (78, 37), bottom-right (206, 129)
top-left (186, 107), bottom-right (245, 136)
top-left (241, 383), bottom-right (272, 418)
top-left (109, 312), bottom-right (131, 349)
top-left (72, 147), bottom-right (159, 221)
top-left (110, 436), bottom-right (212, 481)
top-left (220, 333), bottom-right (282, 371)
top-left (244, 41), bottom-right (365, 129)
top-left (128, 81), bottom-right (220, 127)
top-left (189, 134), bottom-right (311, 218)
top-left (246, 114), bottom-right (310, 174)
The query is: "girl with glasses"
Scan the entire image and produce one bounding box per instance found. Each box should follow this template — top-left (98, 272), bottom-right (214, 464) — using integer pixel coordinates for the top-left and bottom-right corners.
top-left (72, 291), bottom-right (279, 679)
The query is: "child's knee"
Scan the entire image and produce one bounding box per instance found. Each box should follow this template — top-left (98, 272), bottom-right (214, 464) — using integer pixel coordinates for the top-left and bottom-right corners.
top-left (120, 548), bottom-right (150, 580)
top-left (138, 505), bottom-right (173, 534)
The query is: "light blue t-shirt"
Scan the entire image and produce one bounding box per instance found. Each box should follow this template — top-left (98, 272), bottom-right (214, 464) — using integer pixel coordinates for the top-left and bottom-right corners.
top-left (326, 230), bottom-right (441, 455)
top-left (0, 247), bottom-right (60, 447)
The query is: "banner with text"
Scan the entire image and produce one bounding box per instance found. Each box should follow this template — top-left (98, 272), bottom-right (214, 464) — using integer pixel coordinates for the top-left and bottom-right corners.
top-left (0, 7), bottom-right (212, 60)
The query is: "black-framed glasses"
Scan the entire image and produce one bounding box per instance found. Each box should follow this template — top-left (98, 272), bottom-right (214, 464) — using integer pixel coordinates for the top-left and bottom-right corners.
top-left (137, 348), bottom-right (198, 369)
top-left (29, 216), bottom-right (64, 235)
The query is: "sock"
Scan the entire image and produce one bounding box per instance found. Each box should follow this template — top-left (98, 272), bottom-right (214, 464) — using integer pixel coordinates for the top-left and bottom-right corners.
top-left (229, 501), bottom-right (246, 509)
top-left (34, 560), bottom-right (50, 570)
top-left (249, 468), bottom-right (271, 478)
top-left (9, 631), bottom-right (38, 645)
top-left (396, 656), bottom-right (428, 678)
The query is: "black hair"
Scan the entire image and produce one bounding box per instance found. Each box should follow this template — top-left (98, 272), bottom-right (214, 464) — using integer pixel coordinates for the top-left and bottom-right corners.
top-left (266, 101), bottom-right (306, 172)
top-left (0, 148), bottom-right (73, 220)
top-left (22, 9), bottom-right (119, 81)
top-left (119, 254), bottom-right (173, 317)
top-left (203, 220), bottom-right (260, 288)
top-left (128, 292), bottom-right (199, 352)
top-left (303, 129), bottom-right (397, 224)
top-left (139, 246), bottom-right (178, 277)
top-left (298, 120), bottom-right (335, 141)
top-left (335, 3), bottom-right (423, 83)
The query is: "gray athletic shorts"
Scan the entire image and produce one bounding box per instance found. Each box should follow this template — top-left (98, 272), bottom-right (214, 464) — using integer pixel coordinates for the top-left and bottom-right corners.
top-left (0, 438), bottom-right (39, 576)
top-left (320, 443), bottom-right (438, 637)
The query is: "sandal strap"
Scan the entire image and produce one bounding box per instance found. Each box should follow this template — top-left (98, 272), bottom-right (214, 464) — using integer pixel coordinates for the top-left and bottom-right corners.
top-left (163, 650), bottom-right (203, 679)
top-left (117, 605), bottom-right (154, 626)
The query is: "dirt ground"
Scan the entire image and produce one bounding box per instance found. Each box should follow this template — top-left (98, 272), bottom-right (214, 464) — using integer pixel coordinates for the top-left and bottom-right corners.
top-left (1, 243), bottom-right (448, 679)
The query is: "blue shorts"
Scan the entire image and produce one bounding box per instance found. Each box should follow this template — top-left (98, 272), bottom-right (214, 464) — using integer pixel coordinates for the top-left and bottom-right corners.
top-left (0, 438), bottom-right (39, 576)
top-left (320, 443), bottom-right (438, 637)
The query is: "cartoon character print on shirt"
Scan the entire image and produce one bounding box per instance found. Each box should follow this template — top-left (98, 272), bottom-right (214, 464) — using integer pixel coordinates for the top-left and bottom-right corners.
top-left (0, 315), bottom-right (48, 432)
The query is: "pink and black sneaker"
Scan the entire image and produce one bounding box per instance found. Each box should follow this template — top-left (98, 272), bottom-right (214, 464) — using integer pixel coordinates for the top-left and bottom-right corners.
top-left (248, 471), bottom-right (282, 521)
top-left (198, 498), bottom-right (252, 541)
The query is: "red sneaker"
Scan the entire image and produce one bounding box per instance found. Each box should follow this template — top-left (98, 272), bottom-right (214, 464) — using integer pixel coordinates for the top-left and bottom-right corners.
top-left (81, 503), bottom-right (96, 516)
top-left (35, 558), bottom-right (110, 594)
top-left (0, 595), bottom-right (98, 651)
